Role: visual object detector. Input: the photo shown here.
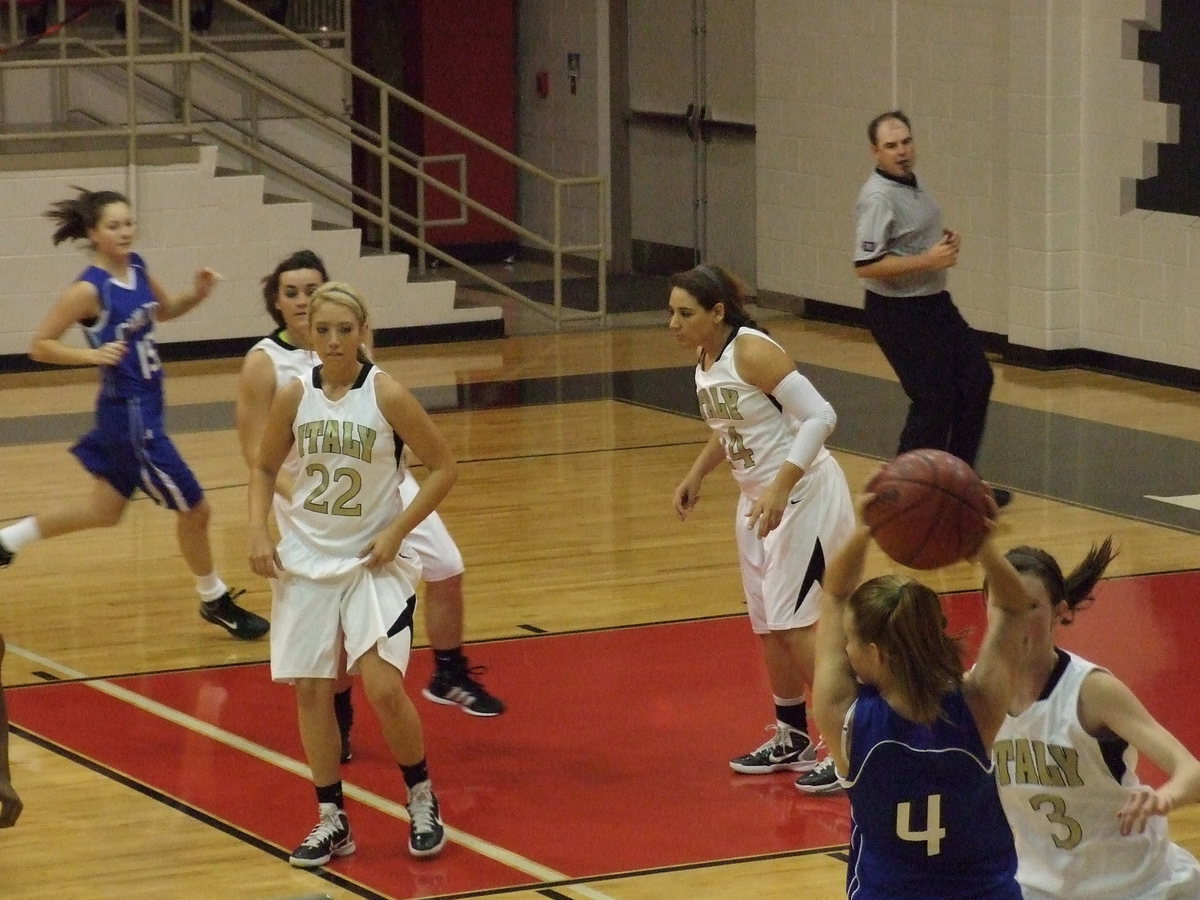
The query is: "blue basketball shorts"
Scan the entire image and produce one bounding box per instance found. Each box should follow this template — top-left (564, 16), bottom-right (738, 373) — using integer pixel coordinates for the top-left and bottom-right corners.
top-left (70, 395), bottom-right (204, 511)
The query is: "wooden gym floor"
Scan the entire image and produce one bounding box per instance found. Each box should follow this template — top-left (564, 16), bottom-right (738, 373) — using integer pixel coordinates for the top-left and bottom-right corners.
top-left (1, 315), bottom-right (1199, 899)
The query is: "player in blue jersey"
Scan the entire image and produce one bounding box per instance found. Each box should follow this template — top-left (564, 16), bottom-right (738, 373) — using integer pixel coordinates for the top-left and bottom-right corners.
top-left (812, 494), bottom-right (1030, 898)
top-left (0, 187), bottom-right (267, 640)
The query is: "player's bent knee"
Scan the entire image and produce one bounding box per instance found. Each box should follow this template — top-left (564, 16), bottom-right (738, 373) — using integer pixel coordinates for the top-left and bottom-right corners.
top-left (362, 672), bottom-right (412, 715)
top-left (176, 501), bottom-right (211, 530)
top-left (96, 512), bottom-right (122, 528)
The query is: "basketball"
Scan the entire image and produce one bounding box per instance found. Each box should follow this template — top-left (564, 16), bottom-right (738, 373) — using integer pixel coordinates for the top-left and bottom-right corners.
top-left (864, 449), bottom-right (998, 570)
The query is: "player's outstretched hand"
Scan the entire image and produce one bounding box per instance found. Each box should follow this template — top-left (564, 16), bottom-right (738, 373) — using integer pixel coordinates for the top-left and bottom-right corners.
top-left (853, 490), bottom-right (877, 526)
top-left (193, 267), bottom-right (223, 301)
top-left (1117, 785), bottom-right (1170, 836)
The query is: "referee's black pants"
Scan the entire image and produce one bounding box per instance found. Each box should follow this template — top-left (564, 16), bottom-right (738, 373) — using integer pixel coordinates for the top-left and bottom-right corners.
top-left (863, 290), bottom-right (994, 468)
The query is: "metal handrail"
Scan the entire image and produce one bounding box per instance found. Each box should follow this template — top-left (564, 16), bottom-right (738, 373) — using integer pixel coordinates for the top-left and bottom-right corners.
top-left (0, 0), bottom-right (349, 50)
top-left (61, 43), bottom-right (466, 233)
top-left (132, 2), bottom-right (438, 172)
top-left (196, 130), bottom-right (593, 317)
top-left (16, 0), bottom-right (471, 231)
top-left (0, 0), bottom-right (608, 324)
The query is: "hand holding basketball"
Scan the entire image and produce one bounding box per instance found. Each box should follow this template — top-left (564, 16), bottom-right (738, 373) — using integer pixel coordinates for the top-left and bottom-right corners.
top-left (863, 449), bottom-right (997, 570)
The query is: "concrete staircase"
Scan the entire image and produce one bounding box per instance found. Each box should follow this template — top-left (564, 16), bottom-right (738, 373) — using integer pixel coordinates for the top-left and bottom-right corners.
top-left (0, 141), bottom-right (502, 361)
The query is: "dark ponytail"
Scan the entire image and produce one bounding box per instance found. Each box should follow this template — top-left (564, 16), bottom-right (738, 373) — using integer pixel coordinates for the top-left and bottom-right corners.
top-left (45, 186), bottom-right (128, 246)
top-left (1004, 538), bottom-right (1117, 624)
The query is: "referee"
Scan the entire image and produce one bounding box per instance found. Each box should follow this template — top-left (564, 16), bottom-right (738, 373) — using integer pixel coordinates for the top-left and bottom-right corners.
top-left (853, 110), bottom-right (1009, 506)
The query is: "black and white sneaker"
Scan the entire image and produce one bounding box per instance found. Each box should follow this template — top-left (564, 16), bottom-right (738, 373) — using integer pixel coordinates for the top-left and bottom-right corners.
top-left (422, 662), bottom-right (505, 717)
top-left (795, 754), bottom-right (843, 795)
top-left (729, 724), bottom-right (817, 774)
top-left (288, 804), bottom-right (356, 868)
top-left (0, 540), bottom-right (14, 568)
top-left (199, 590), bottom-right (269, 640)
top-left (406, 780), bottom-right (447, 858)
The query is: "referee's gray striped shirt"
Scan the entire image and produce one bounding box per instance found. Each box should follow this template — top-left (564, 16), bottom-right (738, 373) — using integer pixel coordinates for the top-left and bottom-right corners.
top-left (853, 170), bottom-right (946, 298)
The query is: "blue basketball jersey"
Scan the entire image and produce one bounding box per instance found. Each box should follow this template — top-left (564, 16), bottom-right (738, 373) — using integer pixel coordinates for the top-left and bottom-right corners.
top-left (78, 252), bottom-right (163, 400)
top-left (844, 685), bottom-right (1020, 899)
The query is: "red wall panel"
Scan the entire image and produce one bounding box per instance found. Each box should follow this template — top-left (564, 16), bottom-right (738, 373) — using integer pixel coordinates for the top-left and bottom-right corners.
top-left (399, 0), bottom-right (517, 252)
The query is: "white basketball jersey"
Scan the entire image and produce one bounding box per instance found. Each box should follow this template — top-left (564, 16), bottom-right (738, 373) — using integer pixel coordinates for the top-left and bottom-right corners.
top-left (279, 363), bottom-right (405, 580)
top-left (249, 332), bottom-right (315, 482)
top-left (994, 650), bottom-right (1200, 899)
top-left (694, 327), bottom-right (831, 497)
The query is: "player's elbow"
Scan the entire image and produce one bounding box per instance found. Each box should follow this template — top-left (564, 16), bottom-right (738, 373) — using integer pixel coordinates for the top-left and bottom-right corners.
top-left (817, 402), bottom-right (837, 437)
top-left (28, 338), bottom-right (54, 363)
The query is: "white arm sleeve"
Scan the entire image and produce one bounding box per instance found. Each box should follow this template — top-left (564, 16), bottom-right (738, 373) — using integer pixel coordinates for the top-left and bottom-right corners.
top-left (771, 369), bottom-right (837, 472)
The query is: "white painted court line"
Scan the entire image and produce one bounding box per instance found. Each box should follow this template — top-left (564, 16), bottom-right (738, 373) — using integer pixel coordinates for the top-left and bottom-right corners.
top-left (1145, 494), bottom-right (1200, 511)
top-left (8, 642), bottom-right (615, 900)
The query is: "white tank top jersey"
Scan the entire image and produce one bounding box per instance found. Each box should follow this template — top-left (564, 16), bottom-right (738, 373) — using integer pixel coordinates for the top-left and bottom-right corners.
top-left (693, 327), bottom-right (832, 497)
top-left (994, 650), bottom-right (1200, 899)
top-left (249, 332), bottom-right (316, 482)
top-left (278, 363), bottom-right (406, 580)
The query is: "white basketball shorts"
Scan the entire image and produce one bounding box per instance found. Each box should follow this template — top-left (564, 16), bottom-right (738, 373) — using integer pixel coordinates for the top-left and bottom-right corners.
top-left (735, 453), bottom-right (855, 634)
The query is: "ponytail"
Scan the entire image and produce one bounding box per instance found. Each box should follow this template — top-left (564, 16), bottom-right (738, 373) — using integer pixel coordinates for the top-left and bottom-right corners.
top-left (850, 575), bottom-right (964, 724)
top-left (45, 186), bottom-right (128, 246)
top-left (1004, 539), bottom-right (1117, 623)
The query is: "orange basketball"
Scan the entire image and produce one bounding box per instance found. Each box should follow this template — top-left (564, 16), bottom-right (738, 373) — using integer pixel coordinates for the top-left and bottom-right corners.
top-left (864, 449), bottom-right (997, 570)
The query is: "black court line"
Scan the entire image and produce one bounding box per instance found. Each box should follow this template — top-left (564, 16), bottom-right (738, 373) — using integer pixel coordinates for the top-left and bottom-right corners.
top-left (2, 364), bottom-right (1199, 532)
top-left (404, 843), bottom-right (851, 900)
top-left (12, 565), bottom-right (1197, 691)
top-left (9, 725), bottom-right (388, 900)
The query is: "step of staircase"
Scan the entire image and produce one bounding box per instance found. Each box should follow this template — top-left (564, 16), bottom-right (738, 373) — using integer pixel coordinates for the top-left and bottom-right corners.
top-left (0, 143), bottom-right (502, 362)
top-left (0, 128), bottom-right (200, 172)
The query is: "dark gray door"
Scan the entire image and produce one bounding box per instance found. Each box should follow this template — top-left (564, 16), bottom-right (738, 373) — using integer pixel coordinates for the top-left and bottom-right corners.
top-left (626, 0), bottom-right (756, 283)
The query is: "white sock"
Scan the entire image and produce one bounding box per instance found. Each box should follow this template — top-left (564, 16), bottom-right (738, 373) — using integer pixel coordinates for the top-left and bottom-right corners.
top-left (0, 517), bottom-right (42, 553)
top-left (195, 573), bottom-right (228, 603)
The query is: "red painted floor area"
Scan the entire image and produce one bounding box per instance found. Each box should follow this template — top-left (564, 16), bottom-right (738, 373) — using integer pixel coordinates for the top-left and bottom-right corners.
top-left (9, 570), bottom-right (1200, 898)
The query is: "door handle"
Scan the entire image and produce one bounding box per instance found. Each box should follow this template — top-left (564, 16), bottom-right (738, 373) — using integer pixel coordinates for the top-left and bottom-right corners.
top-left (699, 105), bottom-right (712, 143)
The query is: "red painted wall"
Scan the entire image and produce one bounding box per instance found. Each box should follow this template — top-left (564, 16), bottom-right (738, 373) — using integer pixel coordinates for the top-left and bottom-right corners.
top-left (398, 0), bottom-right (518, 252)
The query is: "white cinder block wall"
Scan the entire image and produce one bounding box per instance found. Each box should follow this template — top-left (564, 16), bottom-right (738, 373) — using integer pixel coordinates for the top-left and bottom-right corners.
top-left (758, 0), bottom-right (1193, 368)
top-left (8, 49), bottom-right (358, 228)
top-left (0, 145), bottom-right (494, 356)
top-left (8, 3), bottom-right (1186, 366)
top-left (516, 0), bottom-right (607, 251)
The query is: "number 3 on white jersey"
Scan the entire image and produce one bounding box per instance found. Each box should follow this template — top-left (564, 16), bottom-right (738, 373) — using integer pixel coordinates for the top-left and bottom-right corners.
top-left (896, 794), bottom-right (946, 856)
